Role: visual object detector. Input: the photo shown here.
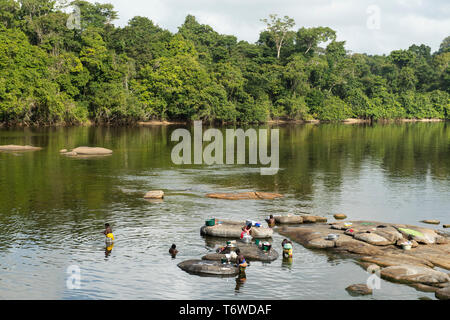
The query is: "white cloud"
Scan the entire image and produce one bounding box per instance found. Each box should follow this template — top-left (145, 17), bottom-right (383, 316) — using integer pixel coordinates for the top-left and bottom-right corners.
top-left (95, 0), bottom-right (450, 55)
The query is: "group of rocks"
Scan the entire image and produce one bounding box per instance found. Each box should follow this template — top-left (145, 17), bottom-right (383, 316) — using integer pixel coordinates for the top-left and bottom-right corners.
top-left (0, 144), bottom-right (113, 158)
top-left (278, 220), bottom-right (450, 299)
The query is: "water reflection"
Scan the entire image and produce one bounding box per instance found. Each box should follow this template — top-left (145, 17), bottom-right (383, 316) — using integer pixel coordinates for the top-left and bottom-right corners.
top-left (0, 123), bottom-right (448, 300)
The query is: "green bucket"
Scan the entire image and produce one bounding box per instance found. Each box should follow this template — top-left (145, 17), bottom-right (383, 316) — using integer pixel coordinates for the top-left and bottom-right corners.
top-left (205, 218), bottom-right (216, 226)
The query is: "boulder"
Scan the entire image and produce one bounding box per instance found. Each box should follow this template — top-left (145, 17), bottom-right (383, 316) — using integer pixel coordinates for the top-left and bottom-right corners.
top-left (202, 243), bottom-right (279, 262)
top-left (396, 226), bottom-right (442, 244)
top-left (71, 146), bottom-right (113, 155)
top-left (302, 215), bottom-right (327, 223)
top-left (0, 145), bottom-right (42, 152)
top-left (144, 190), bottom-right (164, 199)
top-left (435, 285), bottom-right (450, 300)
top-left (334, 214), bottom-right (347, 220)
top-left (59, 149), bottom-right (68, 153)
top-left (380, 265), bottom-right (450, 285)
top-left (177, 259), bottom-right (239, 277)
top-left (444, 225), bottom-right (450, 229)
top-left (345, 284), bottom-right (372, 296)
top-left (200, 222), bottom-right (273, 239)
top-left (274, 215), bottom-right (303, 224)
top-left (206, 192), bottom-right (282, 200)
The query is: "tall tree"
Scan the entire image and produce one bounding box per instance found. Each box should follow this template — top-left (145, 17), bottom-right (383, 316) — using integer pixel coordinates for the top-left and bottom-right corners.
top-left (260, 14), bottom-right (295, 59)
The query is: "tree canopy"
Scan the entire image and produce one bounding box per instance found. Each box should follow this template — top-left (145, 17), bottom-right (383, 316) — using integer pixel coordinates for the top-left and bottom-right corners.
top-left (0, 0), bottom-right (449, 125)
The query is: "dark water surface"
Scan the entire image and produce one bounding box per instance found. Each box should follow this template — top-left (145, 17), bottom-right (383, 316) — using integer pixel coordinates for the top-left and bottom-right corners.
top-left (0, 123), bottom-right (449, 300)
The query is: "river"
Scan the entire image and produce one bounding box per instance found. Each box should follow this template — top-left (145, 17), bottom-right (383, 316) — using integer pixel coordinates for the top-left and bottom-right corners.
top-left (0, 122), bottom-right (449, 299)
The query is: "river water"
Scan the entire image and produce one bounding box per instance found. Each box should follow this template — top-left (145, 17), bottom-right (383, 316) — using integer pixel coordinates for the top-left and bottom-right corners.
top-left (0, 122), bottom-right (449, 300)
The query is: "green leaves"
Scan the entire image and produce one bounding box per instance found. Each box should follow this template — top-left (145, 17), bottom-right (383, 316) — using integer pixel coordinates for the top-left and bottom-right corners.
top-left (0, 3), bottom-right (448, 125)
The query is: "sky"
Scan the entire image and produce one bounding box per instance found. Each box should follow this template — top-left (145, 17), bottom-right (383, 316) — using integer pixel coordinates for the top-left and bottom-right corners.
top-left (94, 0), bottom-right (450, 55)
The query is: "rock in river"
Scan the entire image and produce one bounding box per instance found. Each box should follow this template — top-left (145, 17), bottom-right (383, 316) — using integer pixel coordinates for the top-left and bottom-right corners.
top-left (277, 220), bottom-right (450, 293)
top-left (435, 285), bottom-right (450, 300)
top-left (61, 146), bottom-right (113, 157)
top-left (144, 190), bottom-right (164, 199)
top-left (380, 265), bottom-right (449, 285)
top-left (200, 220), bottom-right (273, 239)
top-left (206, 191), bottom-right (283, 200)
top-left (345, 284), bottom-right (372, 296)
top-left (334, 214), bottom-right (347, 220)
top-left (0, 145), bottom-right (42, 152)
top-left (71, 147), bottom-right (113, 155)
top-left (274, 215), bottom-right (303, 224)
top-left (177, 259), bottom-right (239, 277)
top-left (202, 242), bottom-right (278, 262)
top-left (421, 220), bottom-right (440, 225)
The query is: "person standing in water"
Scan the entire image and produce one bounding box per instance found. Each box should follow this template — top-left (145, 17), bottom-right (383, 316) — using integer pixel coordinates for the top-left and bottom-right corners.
top-left (169, 244), bottom-right (178, 258)
top-left (267, 215), bottom-right (276, 228)
top-left (103, 223), bottom-right (114, 242)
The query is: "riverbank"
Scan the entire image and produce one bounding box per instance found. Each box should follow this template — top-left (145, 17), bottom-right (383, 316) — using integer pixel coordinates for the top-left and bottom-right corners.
top-left (2, 118), bottom-right (445, 128)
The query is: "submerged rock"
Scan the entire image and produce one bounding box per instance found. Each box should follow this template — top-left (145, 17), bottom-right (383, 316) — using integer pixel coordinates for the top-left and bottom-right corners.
top-left (144, 190), bottom-right (164, 199)
top-left (206, 192), bottom-right (283, 200)
top-left (177, 259), bottom-right (239, 277)
top-left (0, 145), bottom-right (42, 152)
top-left (345, 284), bottom-right (372, 296)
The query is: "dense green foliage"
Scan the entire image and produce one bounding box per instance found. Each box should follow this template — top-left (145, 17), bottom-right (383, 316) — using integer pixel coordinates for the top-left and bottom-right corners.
top-left (0, 0), bottom-right (449, 125)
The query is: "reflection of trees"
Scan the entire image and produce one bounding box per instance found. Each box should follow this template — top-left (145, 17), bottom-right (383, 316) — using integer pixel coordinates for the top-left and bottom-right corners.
top-left (0, 123), bottom-right (449, 245)
top-left (189, 122), bottom-right (450, 198)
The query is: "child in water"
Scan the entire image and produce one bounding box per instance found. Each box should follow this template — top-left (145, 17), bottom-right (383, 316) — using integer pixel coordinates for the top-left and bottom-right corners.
top-left (169, 244), bottom-right (178, 257)
top-left (267, 215), bottom-right (276, 228)
top-left (103, 223), bottom-right (114, 242)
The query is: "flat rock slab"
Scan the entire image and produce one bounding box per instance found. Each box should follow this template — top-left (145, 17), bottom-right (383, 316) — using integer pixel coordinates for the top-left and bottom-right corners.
top-left (421, 220), bottom-right (440, 225)
top-left (202, 243), bottom-right (279, 262)
top-left (380, 265), bottom-right (449, 285)
top-left (345, 284), bottom-right (372, 296)
top-left (0, 145), bottom-right (42, 152)
top-left (144, 190), bottom-right (164, 199)
top-left (277, 220), bottom-right (450, 292)
top-left (275, 215), bottom-right (303, 224)
top-left (177, 259), bottom-right (239, 277)
top-left (206, 192), bottom-right (283, 200)
top-left (274, 215), bottom-right (327, 224)
top-left (61, 147), bottom-right (113, 157)
top-left (201, 222), bottom-right (273, 239)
